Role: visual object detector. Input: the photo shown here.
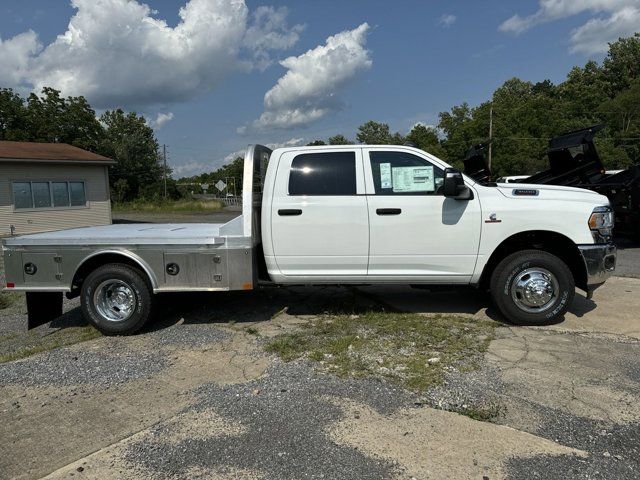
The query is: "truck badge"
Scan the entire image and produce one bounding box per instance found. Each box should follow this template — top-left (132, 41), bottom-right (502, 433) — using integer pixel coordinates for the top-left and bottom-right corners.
top-left (485, 213), bottom-right (502, 223)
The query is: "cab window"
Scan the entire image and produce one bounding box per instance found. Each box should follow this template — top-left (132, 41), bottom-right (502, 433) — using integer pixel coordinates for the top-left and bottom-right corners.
top-left (369, 151), bottom-right (444, 195)
top-left (289, 152), bottom-right (356, 195)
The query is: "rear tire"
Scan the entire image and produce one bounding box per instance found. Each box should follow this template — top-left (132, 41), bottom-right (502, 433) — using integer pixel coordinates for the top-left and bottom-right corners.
top-left (490, 250), bottom-right (574, 325)
top-left (81, 263), bottom-right (152, 335)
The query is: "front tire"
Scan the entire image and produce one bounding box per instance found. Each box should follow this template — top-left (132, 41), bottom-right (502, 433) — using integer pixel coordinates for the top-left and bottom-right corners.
top-left (490, 250), bottom-right (574, 325)
top-left (81, 263), bottom-right (152, 335)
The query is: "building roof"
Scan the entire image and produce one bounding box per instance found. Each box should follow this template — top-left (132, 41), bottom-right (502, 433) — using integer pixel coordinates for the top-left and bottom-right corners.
top-left (0, 141), bottom-right (115, 164)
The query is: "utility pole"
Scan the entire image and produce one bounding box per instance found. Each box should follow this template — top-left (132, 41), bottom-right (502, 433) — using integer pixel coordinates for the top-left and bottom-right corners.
top-left (163, 144), bottom-right (167, 199)
top-left (488, 106), bottom-right (493, 172)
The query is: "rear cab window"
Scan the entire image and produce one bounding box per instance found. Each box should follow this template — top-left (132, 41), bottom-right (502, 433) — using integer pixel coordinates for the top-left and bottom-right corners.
top-left (368, 151), bottom-right (444, 195)
top-left (288, 151), bottom-right (357, 195)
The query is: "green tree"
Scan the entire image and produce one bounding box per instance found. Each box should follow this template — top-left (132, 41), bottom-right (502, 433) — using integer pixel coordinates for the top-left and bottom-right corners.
top-left (24, 87), bottom-right (103, 149)
top-left (99, 109), bottom-right (162, 201)
top-left (356, 121), bottom-right (404, 144)
top-left (306, 140), bottom-right (326, 146)
top-left (328, 134), bottom-right (352, 145)
top-left (406, 124), bottom-right (445, 157)
top-left (602, 33), bottom-right (640, 94)
top-left (0, 88), bottom-right (28, 140)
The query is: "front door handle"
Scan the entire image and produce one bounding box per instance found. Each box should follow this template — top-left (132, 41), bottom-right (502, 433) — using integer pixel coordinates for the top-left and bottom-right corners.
top-left (376, 208), bottom-right (401, 215)
top-left (278, 209), bottom-right (302, 216)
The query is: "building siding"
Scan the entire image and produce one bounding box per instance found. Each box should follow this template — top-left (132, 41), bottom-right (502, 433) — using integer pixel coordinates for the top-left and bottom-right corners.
top-left (0, 162), bottom-right (112, 235)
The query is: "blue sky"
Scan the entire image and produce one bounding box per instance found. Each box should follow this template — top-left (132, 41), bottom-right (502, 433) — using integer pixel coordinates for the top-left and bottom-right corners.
top-left (1, 0), bottom-right (638, 176)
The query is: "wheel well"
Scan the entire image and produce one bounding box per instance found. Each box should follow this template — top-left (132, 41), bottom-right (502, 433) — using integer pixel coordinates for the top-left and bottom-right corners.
top-left (479, 231), bottom-right (587, 291)
top-left (69, 253), bottom-right (154, 298)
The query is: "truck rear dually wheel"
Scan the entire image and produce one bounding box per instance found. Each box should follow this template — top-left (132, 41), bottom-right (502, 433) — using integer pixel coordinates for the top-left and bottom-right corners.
top-left (490, 250), bottom-right (574, 325)
top-left (81, 263), bottom-right (152, 335)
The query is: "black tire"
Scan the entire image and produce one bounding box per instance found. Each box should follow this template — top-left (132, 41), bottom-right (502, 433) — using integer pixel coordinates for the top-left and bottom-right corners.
top-left (489, 250), bottom-right (574, 326)
top-left (81, 263), bottom-right (152, 335)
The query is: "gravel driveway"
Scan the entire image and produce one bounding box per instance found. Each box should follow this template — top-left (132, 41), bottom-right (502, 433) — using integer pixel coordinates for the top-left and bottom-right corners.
top-left (1, 278), bottom-right (639, 480)
top-left (1, 223), bottom-right (639, 479)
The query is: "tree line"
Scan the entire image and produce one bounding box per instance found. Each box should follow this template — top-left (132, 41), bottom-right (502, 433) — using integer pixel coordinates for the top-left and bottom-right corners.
top-left (0, 87), bottom-right (173, 202)
top-left (3, 33), bottom-right (639, 201)
top-left (187, 33), bottom-right (640, 185)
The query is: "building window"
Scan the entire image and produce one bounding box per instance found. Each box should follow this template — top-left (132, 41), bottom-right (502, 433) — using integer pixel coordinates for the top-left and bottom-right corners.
top-left (12, 181), bottom-right (86, 209)
top-left (12, 182), bottom-right (33, 209)
top-left (288, 151), bottom-right (357, 195)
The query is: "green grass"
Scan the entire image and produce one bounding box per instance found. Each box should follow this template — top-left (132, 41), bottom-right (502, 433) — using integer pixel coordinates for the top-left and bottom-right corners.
top-left (265, 312), bottom-right (499, 392)
top-left (0, 291), bottom-right (22, 310)
top-left (112, 198), bottom-right (224, 213)
top-left (0, 325), bottom-right (102, 363)
top-left (452, 402), bottom-right (506, 422)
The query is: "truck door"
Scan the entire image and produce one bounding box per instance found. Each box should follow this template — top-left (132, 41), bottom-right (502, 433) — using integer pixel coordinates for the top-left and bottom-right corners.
top-left (364, 148), bottom-right (481, 281)
top-left (270, 148), bottom-right (369, 277)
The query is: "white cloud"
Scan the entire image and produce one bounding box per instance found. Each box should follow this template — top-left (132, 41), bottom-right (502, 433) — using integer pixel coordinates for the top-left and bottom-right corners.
top-left (222, 137), bottom-right (304, 163)
top-left (172, 160), bottom-right (214, 177)
top-left (173, 137), bottom-right (305, 177)
top-left (0, 30), bottom-right (40, 87)
top-left (248, 23), bottom-right (372, 131)
top-left (243, 6), bottom-right (305, 70)
top-left (569, 6), bottom-right (640, 53)
top-left (438, 14), bottom-right (457, 28)
top-left (266, 137), bottom-right (305, 149)
top-left (149, 112), bottom-right (174, 129)
top-left (2, 0), bottom-right (302, 108)
top-left (499, 0), bottom-right (640, 54)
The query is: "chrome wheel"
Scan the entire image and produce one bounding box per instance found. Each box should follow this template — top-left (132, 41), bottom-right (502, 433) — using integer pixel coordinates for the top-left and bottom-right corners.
top-left (510, 267), bottom-right (559, 313)
top-left (93, 280), bottom-right (137, 322)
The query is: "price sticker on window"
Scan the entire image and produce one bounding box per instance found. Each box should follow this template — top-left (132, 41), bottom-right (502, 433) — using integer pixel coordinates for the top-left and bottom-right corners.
top-left (380, 163), bottom-right (392, 188)
top-left (392, 166), bottom-right (435, 192)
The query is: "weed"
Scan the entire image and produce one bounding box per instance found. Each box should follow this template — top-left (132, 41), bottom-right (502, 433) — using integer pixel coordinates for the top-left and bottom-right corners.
top-left (0, 292), bottom-right (22, 310)
top-left (0, 326), bottom-right (101, 363)
top-left (112, 198), bottom-right (224, 213)
top-left (452, 402), bottom-right (506, 422)
top-left (265, 312), bottom-right (498, 392)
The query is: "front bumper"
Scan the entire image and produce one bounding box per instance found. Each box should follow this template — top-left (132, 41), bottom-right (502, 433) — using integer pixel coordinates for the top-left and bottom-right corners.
top-left (578, 243), bottom-right (617, 295)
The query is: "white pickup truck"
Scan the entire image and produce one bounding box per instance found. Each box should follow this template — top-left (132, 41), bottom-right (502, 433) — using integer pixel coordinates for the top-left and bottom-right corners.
top-left (2, 144), bottom-right (616, 334)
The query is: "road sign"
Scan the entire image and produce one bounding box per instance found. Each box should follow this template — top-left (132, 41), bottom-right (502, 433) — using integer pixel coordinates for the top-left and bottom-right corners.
top-left (201, 183), bottom-right (209, 191)
top-left (215, 180), bottom-right (227, 192)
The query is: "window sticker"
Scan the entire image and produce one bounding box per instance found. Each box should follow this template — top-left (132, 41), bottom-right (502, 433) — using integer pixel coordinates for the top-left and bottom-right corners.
top-left (392, 166), bottom-right (435, 192)
top-left (380, 163), bottom-right (392, 188)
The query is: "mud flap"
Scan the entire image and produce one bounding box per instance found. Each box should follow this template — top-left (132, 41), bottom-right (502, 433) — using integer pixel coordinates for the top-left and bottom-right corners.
top-left (26, 292), bottom-right (63, 329)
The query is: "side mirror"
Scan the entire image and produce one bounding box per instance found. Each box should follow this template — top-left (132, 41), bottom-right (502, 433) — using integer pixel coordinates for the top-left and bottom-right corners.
top-left (443, 168), bottom-right (474, 200)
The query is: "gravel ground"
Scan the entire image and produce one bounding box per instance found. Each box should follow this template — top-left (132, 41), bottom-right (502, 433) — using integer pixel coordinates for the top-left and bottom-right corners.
top-left (146, 322), bottom-right (230, 348)
top-left (507, 410), bottom-right (640, 479)
top-left (0, 336), bottom-right (169, 387)
top-left (124, 361), bottom-right (417, 480)
top-left (615, 237), bottom-right (640, 278)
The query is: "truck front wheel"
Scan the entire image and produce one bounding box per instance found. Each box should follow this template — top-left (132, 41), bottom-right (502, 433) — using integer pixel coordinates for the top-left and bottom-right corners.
top-left (81, 263), bottom-right (152, 335)
top-left (490, 250), bottom-right (574, 325)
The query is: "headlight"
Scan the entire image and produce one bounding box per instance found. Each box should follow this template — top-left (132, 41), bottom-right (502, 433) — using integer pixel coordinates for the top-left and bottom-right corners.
top-left (588, 206), bottom-right (614, 241)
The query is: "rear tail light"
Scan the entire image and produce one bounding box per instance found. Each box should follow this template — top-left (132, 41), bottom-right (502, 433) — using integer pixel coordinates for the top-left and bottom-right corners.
top-left (6, 282), bottom-right (15, 288)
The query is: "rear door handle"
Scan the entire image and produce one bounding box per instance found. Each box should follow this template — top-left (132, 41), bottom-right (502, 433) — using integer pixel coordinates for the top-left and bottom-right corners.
top-left (278, 209), bottom-right (302, 216)
top-left (376, 208), bottom-right (402, 215)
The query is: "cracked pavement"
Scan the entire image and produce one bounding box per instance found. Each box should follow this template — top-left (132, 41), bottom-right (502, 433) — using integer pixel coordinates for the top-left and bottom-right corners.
top-left (0, 277), bottom-right (639, 479)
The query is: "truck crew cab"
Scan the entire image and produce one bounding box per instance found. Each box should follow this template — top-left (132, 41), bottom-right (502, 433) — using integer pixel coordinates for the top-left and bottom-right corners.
top-left (2, 144), bottom-right (617, 335)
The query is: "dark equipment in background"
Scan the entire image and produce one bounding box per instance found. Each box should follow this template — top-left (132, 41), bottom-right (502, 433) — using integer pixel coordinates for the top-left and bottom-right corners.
top-left (521, 125), bottom-right (607, 186)
top-left (463, 143), bottom-right (493, 184)
top-left (462, 125), bottom-right (640, 239)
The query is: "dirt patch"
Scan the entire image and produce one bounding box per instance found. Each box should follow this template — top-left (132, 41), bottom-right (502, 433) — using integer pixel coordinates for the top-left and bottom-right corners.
top-left (0, 325), bottom-right (268, 480)
top-left (328, 398), bottom-right (585, 480)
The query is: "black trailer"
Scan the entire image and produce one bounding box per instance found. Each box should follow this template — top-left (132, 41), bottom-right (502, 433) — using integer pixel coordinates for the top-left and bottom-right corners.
top-left (462, 125), bottom-right (640, 239)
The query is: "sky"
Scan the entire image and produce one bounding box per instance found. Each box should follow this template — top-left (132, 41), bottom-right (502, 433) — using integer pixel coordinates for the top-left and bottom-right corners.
top-left (1, 0), bottom-right (639, 177)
